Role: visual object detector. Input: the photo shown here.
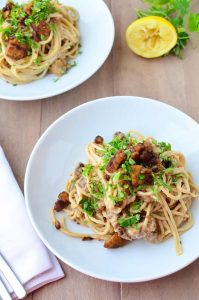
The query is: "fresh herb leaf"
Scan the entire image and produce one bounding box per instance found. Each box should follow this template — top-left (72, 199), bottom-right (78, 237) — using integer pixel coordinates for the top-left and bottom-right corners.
top-left (0, 11), bottom-right (3, 26)
top-left (188, 13), bottom-right (199, 32)
top-left (97, 182), bottom-right (104, 193)
top-left (171, 173), bottom-right (184, 183)
top-left (138, 174), bottom-right (145, 180)
top-left (131, 200), bottom-right (143, 211)
top-left (53, 77), bottom-right (60, 82)
top-left (118, 191), bottom-right (125, 198)
top-left (82, 164), bottom-right (93, 177)
top-left (69, 61), bottom-right (77, 68)
top-left (35, 56), bottom-right (43, 65)
top-left (129, 158), bottom-right (136, 165)
top-left (111, 172), bottom-right (121, 182)
top-left (80, 198), bottom-right (98, 216)
top-left (163, 167), bottom-right (174, 173)
top-left (150, 185), bottom-right (161, 201)
top-left (153, 173), bottom-right (172, 191)
top-left (118, 214), bottom-right (140, 228)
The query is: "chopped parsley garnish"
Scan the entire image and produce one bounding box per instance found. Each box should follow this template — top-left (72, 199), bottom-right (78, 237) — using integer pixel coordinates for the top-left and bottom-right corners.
top-left (111, 171), bottom-right (121, 182)
top-left (0, 0), bottom-right (58, 49)
top-left (35, 56), bottom-right (42, 65)
top-left (82, 164), bottom-right (93, 177)
top-left (69, 61), bottom-right (77, 68)
top-left (131, 200), bottom-right (143, 211)
top-left (108, 189), bottom-right (126, 205)
top-left (121, 161), bottom-right (132, 174)
top-left (80, 198), bottom-right (98, 216)
top-left (158, 142), bottom-right (172, 153)
top-left (153, 173), bottom-right (172, 191)
top-left (118, 191), bottom-right (125, 199)
top-left (53, 77), bottom-right (60, 83)
top-left (171, 173), bottom-right (185, 183)
top-left (0, 11), bottom-right (3, 26)
top-left (150, 185), bottom-right (161, 201)
top-left (138, 174), bottom-right (145, 180)
top-left (163, 167), bottom-right (174, 174)
top-left (118, 214), bottom-right (140, 228)
top-left (89, 181), bottom-right (104, 199)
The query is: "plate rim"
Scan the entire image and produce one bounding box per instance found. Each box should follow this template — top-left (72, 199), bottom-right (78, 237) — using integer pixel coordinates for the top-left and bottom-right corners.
top-left (24, 95), bottom-right (199, 282)
top-left (0, 0), bottom-right (115, 101)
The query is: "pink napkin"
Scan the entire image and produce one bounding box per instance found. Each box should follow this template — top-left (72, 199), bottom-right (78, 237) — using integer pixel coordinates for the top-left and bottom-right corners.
top-left (0, 147), bottom-right (64, 298)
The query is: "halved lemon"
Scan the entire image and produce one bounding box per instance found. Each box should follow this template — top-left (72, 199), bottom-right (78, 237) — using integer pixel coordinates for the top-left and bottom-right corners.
top-left (126, 16), bottom-right (177, 58)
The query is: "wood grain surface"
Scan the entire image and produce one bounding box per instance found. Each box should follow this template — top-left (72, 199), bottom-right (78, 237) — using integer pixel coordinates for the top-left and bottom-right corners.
top-left (0, 0), bottom-right (199, 299)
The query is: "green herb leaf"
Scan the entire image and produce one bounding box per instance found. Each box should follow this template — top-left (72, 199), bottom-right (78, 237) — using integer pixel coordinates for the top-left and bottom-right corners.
top-left (131, 200), bottom-right (143, 211)
top-left (153, 173), bottom-right (172, 191)
top-left (69, 61), bottom-right (77, 68)
top-left (82, 164), bottom-right (93, 177)
top-left (118, 214), bottom-right (140, 228)
top-left (138, 174), bottom-right (145, 180)
top-left (188, 13), bottom-right (199, 32)
top-left (53, 77), bottom-right (60, 82)
top-left (111, 172), bottom-right (121, 182)
top-left (80, 198), bottom-right (98, 216)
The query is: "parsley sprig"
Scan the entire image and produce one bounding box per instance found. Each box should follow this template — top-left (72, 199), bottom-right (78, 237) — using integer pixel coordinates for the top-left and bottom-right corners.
top-left (80, 198), bottom-right (98, 216)
top-left (118, 214), bottom-right (140, 228)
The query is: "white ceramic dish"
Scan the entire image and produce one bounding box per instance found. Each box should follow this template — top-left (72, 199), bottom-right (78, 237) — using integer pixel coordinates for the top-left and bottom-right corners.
top-left (25, 96), bottom-right (199, 282)
top-left (0, 0), bottom-right (114, 101)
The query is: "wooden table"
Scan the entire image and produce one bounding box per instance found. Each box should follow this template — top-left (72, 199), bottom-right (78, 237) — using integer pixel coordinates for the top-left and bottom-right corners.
top-left (1, 0), bottom-right (199, 299)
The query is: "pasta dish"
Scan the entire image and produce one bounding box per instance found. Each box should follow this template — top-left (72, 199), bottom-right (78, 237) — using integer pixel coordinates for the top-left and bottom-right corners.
top-left (51, 131), bottom-right (198, 255)
top-left (0, 0), bottom-right (80, 84)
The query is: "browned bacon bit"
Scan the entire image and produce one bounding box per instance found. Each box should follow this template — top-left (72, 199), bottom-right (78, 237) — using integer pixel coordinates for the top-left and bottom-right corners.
top-left (55, 220), bottom-right (61, 230)
top-left (2, 2), bottom-right (12, 19)
top-left (58, 191), bottom-right (69, 202)
top-left (6, 39), bottom-right (27, 60)
top-left (131, 165), bottom-right (153, 187)
top-left (50, 58), bottom-right (67, 76)
top-left (94, 135), bottom-right (104, 144)
top-left (32, 21), bottom-right (50, 41)
top-left (106, 150), bottom-right (126, 173)
top-left (54, 200), bottom-right (67, 212)
top-left (131, 143), bottom-right (145, 162)
top-left (82, 237), bottom-right (93, 241)
top-left (104, 233), bottom-right (128, 249)
top-left (54, 191), bottom-right (70, 212)
top-left (140, 149), bottom-right (158, 166)
top-left (105, 174), bottom-right (110, 181)
top-left (131, 142), bottom-right (160, 167)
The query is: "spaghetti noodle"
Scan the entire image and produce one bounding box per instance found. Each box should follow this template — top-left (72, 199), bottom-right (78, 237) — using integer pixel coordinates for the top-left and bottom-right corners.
top-left (0, 0), bottom-right (80, 84)
top-left (51, 131), bottom-right (198, 255)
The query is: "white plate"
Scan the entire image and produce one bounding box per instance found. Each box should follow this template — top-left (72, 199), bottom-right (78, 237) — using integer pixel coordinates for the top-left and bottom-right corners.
top-left (25, 96), bottom-right (199, 282)
top-left (0, 0), bottom-right (114, 101)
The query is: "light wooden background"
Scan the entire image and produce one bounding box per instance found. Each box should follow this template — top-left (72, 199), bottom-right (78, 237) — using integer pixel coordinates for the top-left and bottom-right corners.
top-left (1, 0), bottom-right (199, 299)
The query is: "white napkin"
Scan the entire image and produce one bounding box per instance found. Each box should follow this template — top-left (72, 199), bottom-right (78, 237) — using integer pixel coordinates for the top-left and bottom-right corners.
top-left (0, 147), bottom-right (64, 298)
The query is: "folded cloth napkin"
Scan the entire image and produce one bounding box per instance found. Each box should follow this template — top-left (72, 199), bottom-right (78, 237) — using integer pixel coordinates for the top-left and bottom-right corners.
top-left (0, 147), bottom-right (64, 298)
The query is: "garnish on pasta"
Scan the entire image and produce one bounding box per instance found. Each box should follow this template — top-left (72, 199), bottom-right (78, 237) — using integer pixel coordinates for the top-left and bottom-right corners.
top-left (0, 0), bottom-right (80, 84)
top-left (50, 131), bottom-right (198, 255)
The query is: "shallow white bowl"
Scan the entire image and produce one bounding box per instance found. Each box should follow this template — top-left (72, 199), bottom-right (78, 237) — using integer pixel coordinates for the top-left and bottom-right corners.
top-left (25, 96), bottom-right (199, 282)
top-left (0, 0), bottom-right (114, 101)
